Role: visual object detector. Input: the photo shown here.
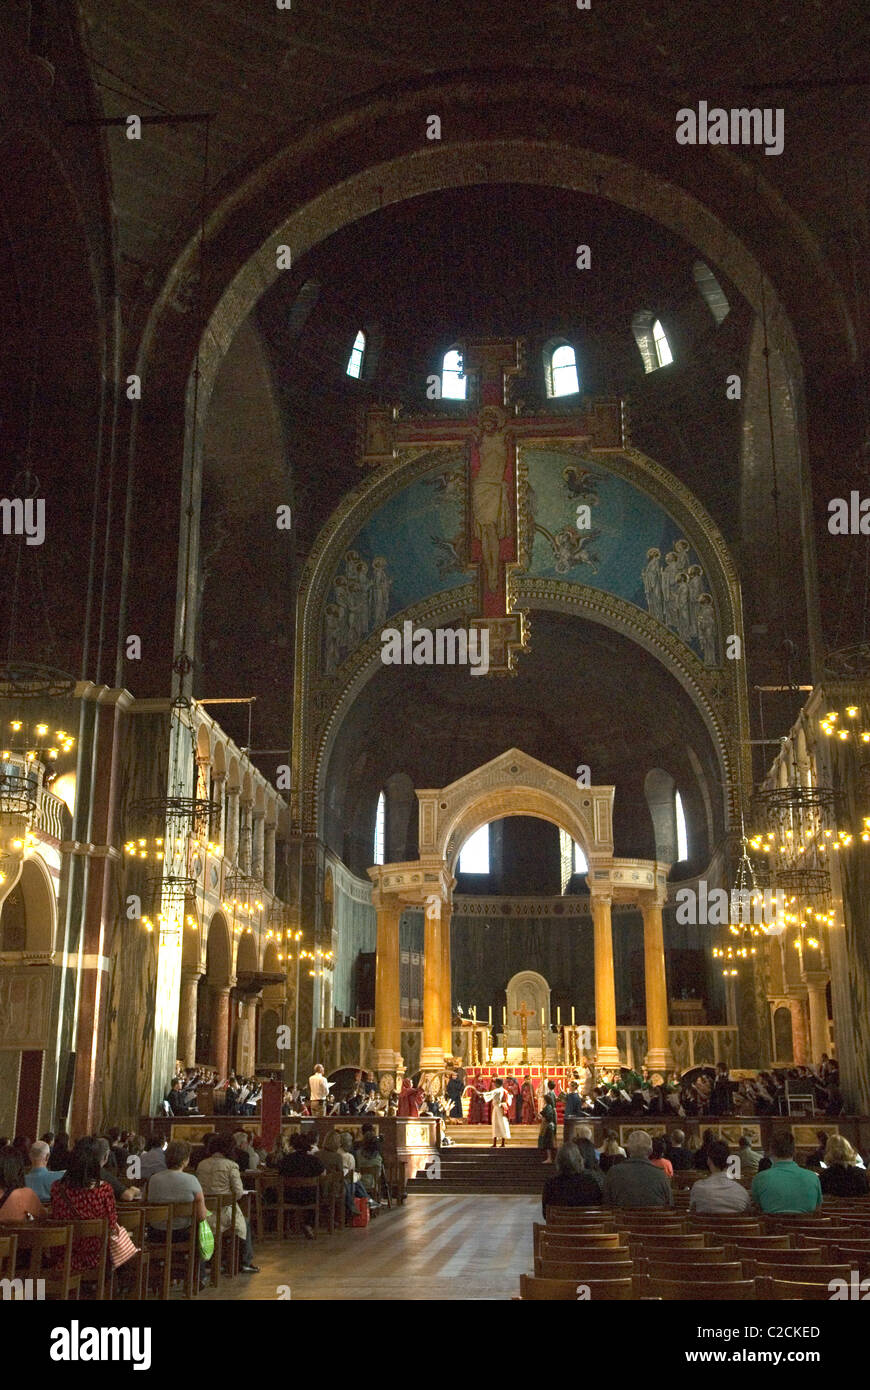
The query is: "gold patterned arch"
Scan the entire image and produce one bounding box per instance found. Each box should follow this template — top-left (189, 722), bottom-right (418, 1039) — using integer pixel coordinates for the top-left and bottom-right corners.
top-left (291, 439), bottom-right (750, 837)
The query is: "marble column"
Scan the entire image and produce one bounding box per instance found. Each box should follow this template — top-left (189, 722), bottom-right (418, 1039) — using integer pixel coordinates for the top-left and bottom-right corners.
top-left (787, 991), bottom-right (809, 1064)
top-left (421, 896), bottom-right (444, 1068)
top-left (374, 892), bottom-right (402, 1071)
top-left (238, 798), bottom-right (253, 874)
top-left (225, 785), bottom-right (240, 864)
top-left (441, 902), bottom-right (454, 1058)
top-left (803, 971), bottom-right (831, 1063)
top-left (210, 986), bottom-right (231, 1076)
top-left (211, 771), bottom-right (227, 853)
top-left (252, 810), bottom-right (265, 881)
top-left (591, 892), bottom-right (620, 1066)
top-left (642, 900), bottom-right (674, 1070)
top-left (264, 822), bottom-right (276, 892)
top-left (177, 969), bottom-right (203, 1067)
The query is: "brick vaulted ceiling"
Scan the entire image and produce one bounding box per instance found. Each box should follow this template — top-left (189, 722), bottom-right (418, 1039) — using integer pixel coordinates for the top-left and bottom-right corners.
top-left (76, 0), bottom-right (866, 298)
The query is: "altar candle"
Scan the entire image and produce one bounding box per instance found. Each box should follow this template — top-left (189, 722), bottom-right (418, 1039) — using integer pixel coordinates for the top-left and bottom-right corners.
top-left (472, 1005), bottom-right (476, 1022)
top-left (503, 1005), bottom-right (506, 1027)
top-left (571, 1006), bottom-right (576, 1025)
top-left (540, 1008), bottom-right (544, 1026)
top-left (557, 1006), bottom-right (561, 1026)
top-left (488, 1006), bottom-right (492, 1026)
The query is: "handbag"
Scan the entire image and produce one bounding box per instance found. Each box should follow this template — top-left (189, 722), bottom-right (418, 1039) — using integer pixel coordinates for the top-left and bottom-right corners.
top-left (198, 1217), bottom-right (215, 1261)
top-left (108, 1222), bottom-right (139, 1269)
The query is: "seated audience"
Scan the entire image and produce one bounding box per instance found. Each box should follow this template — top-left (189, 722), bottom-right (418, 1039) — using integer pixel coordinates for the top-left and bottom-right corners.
top-left (649, 1135), bottom-right (673, 1177)
top-left (602, 1130), bottom-right (673, 1208)
top-left (48, 1137), bottom-right (117, 1270)
top-left (805, 1129), bottom-right (829, 1170)
top-left (25, 1139), bottom-right (64, 1202)
top-left (819, 1136), bottom-right (870, 1197)
top-left (694, 1127), bottom-right (716, 1170)
top-left (278, 1132), bottom-right (326, 1238)
top-left (751, 1130), bottom-right (823, 1213)
top-left (0, 1144), bottom-right (46, 1220)
top-left (196, 1132), bottom-right (260, 1272)
top-left (355, 1131), bottom-right (385, 1202)
top-left (542, 1142), bottom-right (603, 1216)
top-left (690, 1138), bottom-right (752, 1213)
top-left (167, 1078), bottom-right (193, 1115)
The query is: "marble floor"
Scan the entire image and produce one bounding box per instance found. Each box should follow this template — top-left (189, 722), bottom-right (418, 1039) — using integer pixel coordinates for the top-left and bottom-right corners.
top-left (197, 1194), bottom-right (539, 1301)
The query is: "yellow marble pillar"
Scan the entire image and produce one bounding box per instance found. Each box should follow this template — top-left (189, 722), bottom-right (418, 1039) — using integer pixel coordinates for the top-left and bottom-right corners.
top-left (641, 901), bottom-right (674, 1070)
top-left (591, 893), bottom-right (620, 1066)
top-left (441, 901), bottom-right (454, 1058)
top-left (177, 969), bottom-right (202, 1068)
top-left (421, 896), bottom-right (445, 1067)
top-left (374, 893), bottom-right (402, 1070)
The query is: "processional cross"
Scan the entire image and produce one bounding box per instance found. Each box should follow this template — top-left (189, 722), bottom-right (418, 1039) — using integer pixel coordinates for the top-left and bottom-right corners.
top-left (513, 999), bottom-right (533, 1064)
top-left (358, 338), bottom-right (623, 674)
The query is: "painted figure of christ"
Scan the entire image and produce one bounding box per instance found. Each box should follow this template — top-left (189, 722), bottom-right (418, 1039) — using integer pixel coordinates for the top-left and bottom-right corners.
top-left (472, 405), bottom-right (513, 595)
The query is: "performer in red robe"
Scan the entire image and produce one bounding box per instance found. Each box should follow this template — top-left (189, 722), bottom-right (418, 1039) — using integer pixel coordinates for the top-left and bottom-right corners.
top-left (397, 1077), bottom-right (423, 1117)
top-left (520, 1080), bottom-right (539, 1125)
top-left (464, 1081), bottom-right (485, 1124)
top-left (478, 1076), bottom-right (492, 1126)
top-left (504, 1076), bottom-right (520, 1124)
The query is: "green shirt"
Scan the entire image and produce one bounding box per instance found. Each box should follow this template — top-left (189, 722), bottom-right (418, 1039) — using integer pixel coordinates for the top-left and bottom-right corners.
top-left (751, 1160), bottom-right (822, 1214)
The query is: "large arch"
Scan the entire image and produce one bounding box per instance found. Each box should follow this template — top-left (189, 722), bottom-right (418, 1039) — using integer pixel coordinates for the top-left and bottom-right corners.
top-left (121, 72), bottom-right (850, 701)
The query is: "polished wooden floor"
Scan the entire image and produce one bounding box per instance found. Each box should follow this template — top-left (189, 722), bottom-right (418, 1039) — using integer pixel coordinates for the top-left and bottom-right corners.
top-left (198, 1194), bottom-right (539, 1301)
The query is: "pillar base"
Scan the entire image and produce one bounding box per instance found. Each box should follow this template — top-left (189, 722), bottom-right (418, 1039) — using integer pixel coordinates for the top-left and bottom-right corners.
top-left (375, 1049), bottom-right (402, 1073)
top-left (644, 1047), bottom-right (674, 1072)
top-left (595, 1045), bottom-right (621, 1067)
top-left (420, 1046), bottom-right (448, 1069)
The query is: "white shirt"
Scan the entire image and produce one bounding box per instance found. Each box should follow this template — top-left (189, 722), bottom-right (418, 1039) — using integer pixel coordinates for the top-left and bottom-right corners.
top-left (689, 1171), bottom-right (752, 1214)
top-left (309, 1073), bottom-right (329, 1101)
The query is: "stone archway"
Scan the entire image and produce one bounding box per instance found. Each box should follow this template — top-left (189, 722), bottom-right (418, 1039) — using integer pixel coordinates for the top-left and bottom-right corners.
top-left (368, 747), bottom-right (673, 1077)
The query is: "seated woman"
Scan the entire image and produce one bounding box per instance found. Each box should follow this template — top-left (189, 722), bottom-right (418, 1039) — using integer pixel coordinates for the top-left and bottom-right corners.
top-left (278, 1132), bottom-right (326, 1239)
top-left (0, 1144), bottom-right (46, 1220)
top-left (48, 1137), bottom-right (117, 1272)
top-left (820, 1136), bottom-right (870, 1197)
top-left (597, 1132), bottom-right (627, 1174)
top-left (355, 1132), bottom-right (385, 1201)
top-left (319, 1130), bottom-right (375, 1215)
top-left (542, 1143), bottom-right (603, 1217)
top-left (196, 1131), bottom-right (259, 1273)
top-left (650, 1135), bottom-right (674, 1177)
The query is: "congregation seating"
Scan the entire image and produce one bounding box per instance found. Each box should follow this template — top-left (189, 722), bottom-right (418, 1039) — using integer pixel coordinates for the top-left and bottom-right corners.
top-left (518, 1198), bottom-right (870, 1299)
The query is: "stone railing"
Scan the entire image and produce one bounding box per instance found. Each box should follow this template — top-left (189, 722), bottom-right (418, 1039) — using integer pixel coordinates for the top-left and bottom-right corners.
top-left (35, 789), bottom-right (68, 842)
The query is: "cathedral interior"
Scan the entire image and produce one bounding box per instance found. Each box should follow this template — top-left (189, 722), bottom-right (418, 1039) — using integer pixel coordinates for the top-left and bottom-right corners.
top-left (0, 0), bottom-right (868, 1316)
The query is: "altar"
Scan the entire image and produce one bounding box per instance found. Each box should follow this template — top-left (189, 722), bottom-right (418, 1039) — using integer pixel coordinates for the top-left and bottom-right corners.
top-left (461, 1063), bottom-right (579, 1123)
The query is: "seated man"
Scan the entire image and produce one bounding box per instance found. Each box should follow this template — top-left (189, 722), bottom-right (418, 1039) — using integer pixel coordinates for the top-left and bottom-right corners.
top-left (167, 1079), bottom-right (192, 1116)
top-left (25, 1140), bottom-right (63, 1202)
top-left (602, 1129), bottom-right (673, 1208)
top-left (666, 1129), bottom-right (693, 1171)
top-left (737, 1133), bottom-right (764, 1176)
top-left (278, 1133), bottom-right (326, 1239)
top-left (689, 1139), bottom-right (751, 1214)
top-left (751, 1130), bottom-right (823, 1213)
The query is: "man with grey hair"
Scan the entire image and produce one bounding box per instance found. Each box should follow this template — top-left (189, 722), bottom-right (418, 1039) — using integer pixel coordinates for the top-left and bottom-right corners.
top-left (25, 1140), bottom-right (63, 1203)
top-left (602, 1129), bottom-right (673, 1208)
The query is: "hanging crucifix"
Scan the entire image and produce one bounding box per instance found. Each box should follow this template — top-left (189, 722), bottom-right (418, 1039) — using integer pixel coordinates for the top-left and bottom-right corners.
top-left (358, 337), bottom-right (622, 674)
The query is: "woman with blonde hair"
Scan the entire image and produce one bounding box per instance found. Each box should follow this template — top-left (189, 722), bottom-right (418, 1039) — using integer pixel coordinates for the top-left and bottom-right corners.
top-left (820, 1135), bottom-right (869, 1196)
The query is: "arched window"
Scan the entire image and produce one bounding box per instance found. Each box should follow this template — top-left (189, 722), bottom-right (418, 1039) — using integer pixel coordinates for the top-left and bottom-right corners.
top-left (632, 312), bottom-right (674, 373)
top-left (441, 347), bottom-right (466, 400)
top-left (559, 830), bottom-right (588, 891)
top-left (652, 318), bottom-right (673, 367)
top-left (373, 790), bottom-right (386, 865)
top-left (545, 341), bottom-right (579, 398)
top-left (675, 790), bottom-right (689, 862)
top-left (458, 822), bottom-right (489, 873)
top-left (692, 261), bottom-right (730, 325)
top-left (573, 840), bottom-right (589, 874)
top-left (346, 329), bottom-right (366, 379)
